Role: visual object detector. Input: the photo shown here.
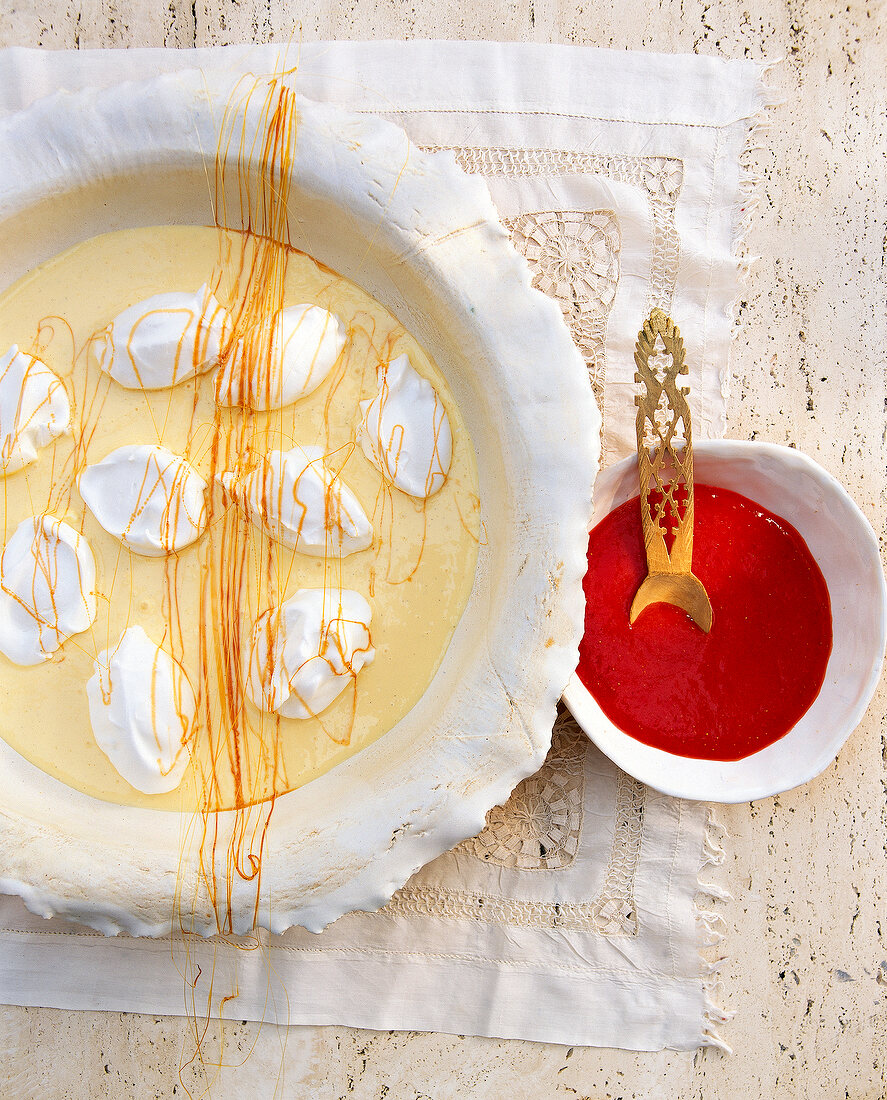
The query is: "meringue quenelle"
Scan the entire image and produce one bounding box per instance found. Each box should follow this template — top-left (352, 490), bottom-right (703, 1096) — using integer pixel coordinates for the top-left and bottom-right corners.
top-left (97, 284), bottom-right (228, 390)
top-left (0, 345), bottom-right (70, 474)
top-left (87, 626), bottom-right (196, 795)
top-left (0, 515), bottom-right (96, 666)
top-left (221, 444), bottom-right (372, 557)
top-left (215, 304), bottom-right (346, 410)
top-left (245, 589), bottom-right (374, 719)
top-left (359, 353), bottom-right (453, 498)
top-left (79, 444), bottom-right (208, 556)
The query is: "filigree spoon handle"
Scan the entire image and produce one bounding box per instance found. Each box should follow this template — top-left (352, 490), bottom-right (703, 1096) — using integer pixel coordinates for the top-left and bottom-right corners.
top-left (630, 308), bottom-right (713, 633)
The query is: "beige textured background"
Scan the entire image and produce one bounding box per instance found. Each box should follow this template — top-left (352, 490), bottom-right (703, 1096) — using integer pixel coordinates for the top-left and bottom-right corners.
top-left (1, 3), bottom-right (885, 1098)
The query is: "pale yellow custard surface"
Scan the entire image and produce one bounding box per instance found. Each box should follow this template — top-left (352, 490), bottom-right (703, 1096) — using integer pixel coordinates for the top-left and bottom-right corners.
top-left (0, 225), bottom-right (480, 811)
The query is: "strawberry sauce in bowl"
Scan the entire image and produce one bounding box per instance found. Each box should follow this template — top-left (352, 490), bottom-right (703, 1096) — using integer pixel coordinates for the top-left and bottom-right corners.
top-left (563, 441), bottom-right (886, 803)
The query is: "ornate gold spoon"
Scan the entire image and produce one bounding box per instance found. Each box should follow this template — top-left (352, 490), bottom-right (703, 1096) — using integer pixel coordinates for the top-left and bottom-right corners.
top-left (630, 309), bottom-right (713, 632)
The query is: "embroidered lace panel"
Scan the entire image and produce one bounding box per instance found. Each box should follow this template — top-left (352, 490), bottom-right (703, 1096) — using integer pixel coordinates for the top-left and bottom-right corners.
top-left (461, 716), bottom-right (586, 871)
top-left (387, 714), bottom-right (645, 936)
top-left (504, 210), bottom-right (620, 406)
top-left (423, 144), bottom-right (683, 316)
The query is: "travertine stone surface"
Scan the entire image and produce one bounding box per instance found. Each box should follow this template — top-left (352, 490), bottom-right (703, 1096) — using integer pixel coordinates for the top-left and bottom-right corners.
top-left (1, 3), bottom-right (885, 1098)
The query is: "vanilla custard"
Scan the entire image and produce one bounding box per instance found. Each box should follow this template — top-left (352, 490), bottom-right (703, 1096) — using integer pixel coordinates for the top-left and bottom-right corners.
top-left (0, 225), bottom-right (480, 811)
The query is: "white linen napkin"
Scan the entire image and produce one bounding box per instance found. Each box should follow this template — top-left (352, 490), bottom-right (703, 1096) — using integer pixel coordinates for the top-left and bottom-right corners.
top-left (0, 41), bottom-right (766, 1050)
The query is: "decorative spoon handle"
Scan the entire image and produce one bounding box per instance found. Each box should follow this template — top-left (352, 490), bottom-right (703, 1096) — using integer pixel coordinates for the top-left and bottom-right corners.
top-left (630, 309), bottom-right (713, 633)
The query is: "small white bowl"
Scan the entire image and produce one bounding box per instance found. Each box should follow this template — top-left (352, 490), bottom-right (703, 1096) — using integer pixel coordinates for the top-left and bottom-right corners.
top-left (563, 440), bottom-right (887, 803)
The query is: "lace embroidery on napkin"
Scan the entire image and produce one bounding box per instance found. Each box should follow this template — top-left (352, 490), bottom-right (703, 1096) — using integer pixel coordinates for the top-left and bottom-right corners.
top-left (462, 715), bottom-right (585, 871)
top-left (387, 714), bottom-right (644, 936)
top-left (426, 145), bottom-right (683, 313)
top-left (504, 210), bottom-right (620, 406)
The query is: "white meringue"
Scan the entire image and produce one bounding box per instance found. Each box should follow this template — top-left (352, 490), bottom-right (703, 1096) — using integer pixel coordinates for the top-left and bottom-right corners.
top-left (79, 444), bottom-right (208, 557)
top-left (244, 588), bottom-right (374, 719)
top-left (358, 353), bottom-right (452, 498)
top-left (221, 445), bottom-right (372, 557)
top-left (0, 345), bottom-right (71, 474)
top-left (215, 304), bottom-right (346, 410)
top-left (97, 284), bottom-right (228, 389)
top-left (87, 625), bottom-right (196, 795)
top-left (0, 514), bottom-right (97, 665)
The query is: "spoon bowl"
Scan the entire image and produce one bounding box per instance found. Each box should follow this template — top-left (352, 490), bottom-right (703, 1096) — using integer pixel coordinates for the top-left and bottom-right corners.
top-left (630, 570), bottom-right (713, 632)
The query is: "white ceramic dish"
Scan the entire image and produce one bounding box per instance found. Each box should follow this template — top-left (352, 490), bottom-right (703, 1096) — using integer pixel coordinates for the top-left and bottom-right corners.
top-left (563, 440), bottom-right (886, 803)
top-left (0, 69), bottom-right (599, 934)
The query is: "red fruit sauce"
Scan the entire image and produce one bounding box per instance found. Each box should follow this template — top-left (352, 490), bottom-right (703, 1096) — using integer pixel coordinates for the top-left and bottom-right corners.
top-left (576, 484), bottom-right (833, 761)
